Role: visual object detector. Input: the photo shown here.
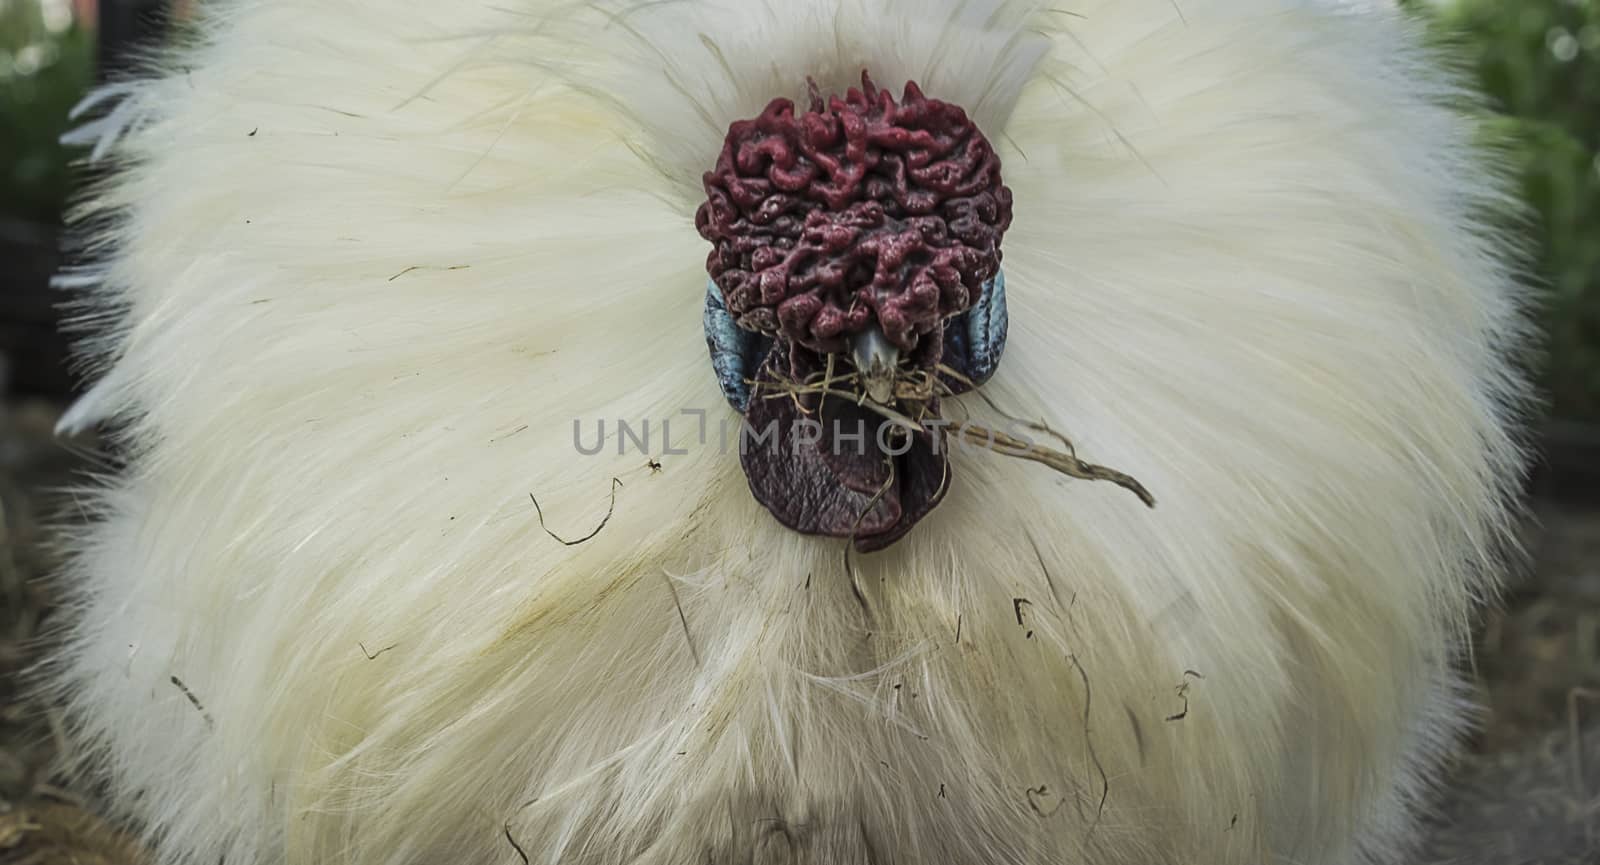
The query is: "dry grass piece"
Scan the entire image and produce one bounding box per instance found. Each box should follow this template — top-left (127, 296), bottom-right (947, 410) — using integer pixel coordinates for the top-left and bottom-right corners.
top-left (758, 360), bottom-right (1156, 508)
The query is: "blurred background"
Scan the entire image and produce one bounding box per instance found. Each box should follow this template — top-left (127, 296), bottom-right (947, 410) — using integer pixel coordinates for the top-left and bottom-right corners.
top-left (0, 0), bottom-right (1598, 862)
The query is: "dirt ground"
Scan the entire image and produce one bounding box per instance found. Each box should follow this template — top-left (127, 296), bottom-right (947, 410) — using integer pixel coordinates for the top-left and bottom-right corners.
top-left (1, 397), bottom-right (1598, 865)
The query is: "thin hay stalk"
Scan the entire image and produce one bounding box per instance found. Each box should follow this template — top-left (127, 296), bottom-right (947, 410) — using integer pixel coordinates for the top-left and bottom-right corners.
top-left (759, 361), bottom-right (1157, 508)
top-left (949, 424), bottom-right (1154, 508)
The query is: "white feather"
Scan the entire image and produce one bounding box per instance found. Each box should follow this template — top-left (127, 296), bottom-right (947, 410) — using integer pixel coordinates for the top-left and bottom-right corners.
top-left (44, 1), bottom-right (1529, 863)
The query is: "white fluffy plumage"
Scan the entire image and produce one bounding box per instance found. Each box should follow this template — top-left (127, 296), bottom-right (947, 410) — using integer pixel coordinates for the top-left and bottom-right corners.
top-left (46, 1), bottom-right (1530, 863)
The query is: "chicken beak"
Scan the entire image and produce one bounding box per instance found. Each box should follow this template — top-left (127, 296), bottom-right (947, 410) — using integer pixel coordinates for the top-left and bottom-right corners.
top-left (851, 327), bottom-right (899, 405)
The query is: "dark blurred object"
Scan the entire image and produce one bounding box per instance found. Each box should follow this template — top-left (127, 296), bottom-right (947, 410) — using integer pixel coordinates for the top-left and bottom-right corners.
top-left (95, 0), bottom-right (171, 78)
top-left (1533, 421), bottom-right (1600, 505)
top-left (0, 220), bottom-right (70, 396)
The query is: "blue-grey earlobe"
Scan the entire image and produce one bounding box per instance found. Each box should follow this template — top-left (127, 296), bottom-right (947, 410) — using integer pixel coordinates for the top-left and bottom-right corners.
top-left (945, 269), bottom-right (1008, 389)
top-left (704, 270), bottom-right (1007, 412)
top-left (704, 282), bottom-right (773, 413)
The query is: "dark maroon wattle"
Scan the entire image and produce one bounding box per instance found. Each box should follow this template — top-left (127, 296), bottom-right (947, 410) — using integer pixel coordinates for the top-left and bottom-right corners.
top-left (696, 73), bottom-right (1013, 551)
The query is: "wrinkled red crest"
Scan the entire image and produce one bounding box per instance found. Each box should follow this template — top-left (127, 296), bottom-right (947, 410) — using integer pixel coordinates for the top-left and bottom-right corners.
top-left (695, 73), bottom-right (1013, 355)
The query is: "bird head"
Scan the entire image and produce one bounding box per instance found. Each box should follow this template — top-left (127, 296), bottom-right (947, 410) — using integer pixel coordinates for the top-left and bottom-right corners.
top-left (696, 73), bottom-right (1014, 550)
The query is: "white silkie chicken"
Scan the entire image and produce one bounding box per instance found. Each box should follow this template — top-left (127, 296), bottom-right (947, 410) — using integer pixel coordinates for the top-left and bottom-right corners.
top-left (46, 1), bottom-right (1530, 863)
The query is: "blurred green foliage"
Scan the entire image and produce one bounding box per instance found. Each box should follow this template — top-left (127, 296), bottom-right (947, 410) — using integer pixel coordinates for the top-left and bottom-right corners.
top-left (0, 1), bottom-right (92, 224)
top-left (1411, 0), bottom-right (1600, 420)
top-left (0, 1), bottom-right (1597, 416)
